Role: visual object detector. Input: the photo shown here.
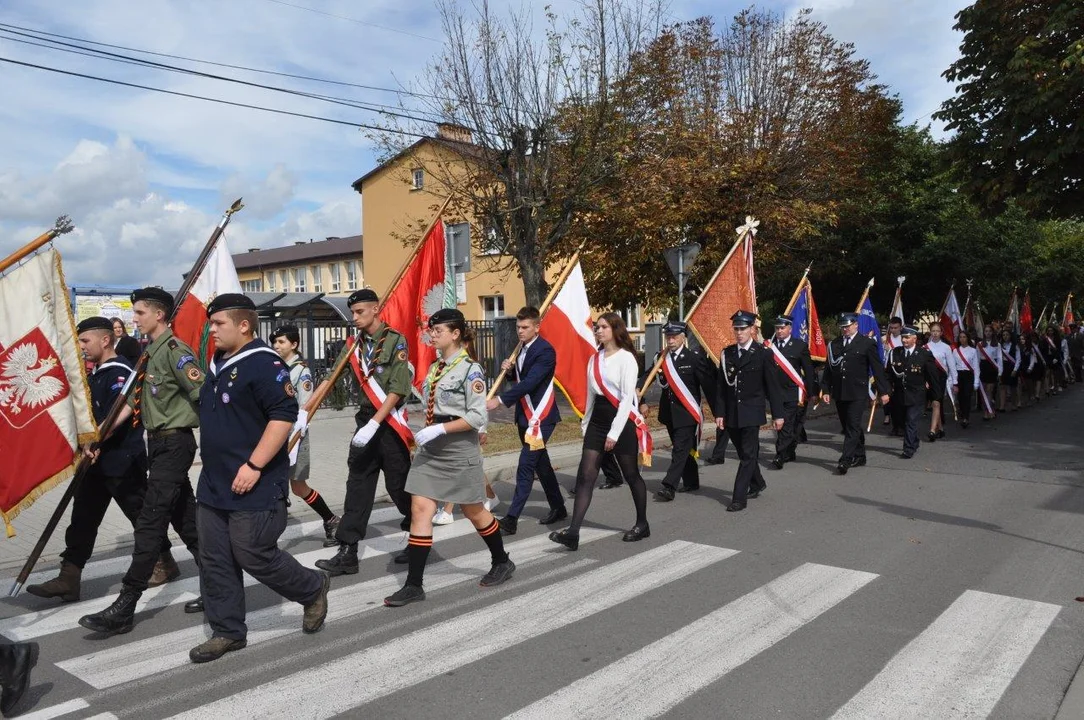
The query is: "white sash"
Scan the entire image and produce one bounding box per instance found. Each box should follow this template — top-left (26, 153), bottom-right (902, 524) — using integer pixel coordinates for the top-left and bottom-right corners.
top-left (351, 342), bottom-right (414, 448)
top-left (765, 340), bottom-right (806, 404)
top-left (518, 361), bottom-right (556, 451)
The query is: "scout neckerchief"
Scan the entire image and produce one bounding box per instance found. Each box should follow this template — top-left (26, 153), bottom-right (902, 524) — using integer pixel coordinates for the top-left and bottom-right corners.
top-left (590, 349), bottom-right (653, 466)
top-left (515, 342), bottom-right (555, 451)
top-left (424, 348), bottom-right (469, 426)
top-left (346, 332), bottom-right (414, 448)
top-left (954, 346), bottom-right (994, 414)
top-left (764, 338), bottom-right (806, 405)
top-left (661, 346), bottom-right (702, 457)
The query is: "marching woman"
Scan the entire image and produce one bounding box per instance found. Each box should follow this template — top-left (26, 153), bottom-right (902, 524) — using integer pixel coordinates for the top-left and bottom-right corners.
top-left (999, 328), bottom-right (1021, 411)
top-left (952, 330), bottom-right (981, 428)
top-left (1042, 326), bottom-right (1065, 395)
top-left (384, 309), bottom-right (514, 607)
top-left (1021, 333), bottom-right (1045, 405)
top-left (925, 322), bottom-right (956, 441)
top-left (550, 312), bottom-right (651, 551)
top-left (977, 324), bottom-right (1002, 420)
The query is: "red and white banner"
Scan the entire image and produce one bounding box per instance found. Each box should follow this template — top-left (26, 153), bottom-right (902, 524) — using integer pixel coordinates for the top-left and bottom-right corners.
top-left (539, 262), bottom-right (596, 417)
top-left (590, 351), bottom-right (653, 466)
top-left (0, 250), bottom-right (97, 535)
top-left (940, 287), bottom-right (963, 346)
top-left (347, 336), bottom-right (414, 448)
top-left (890, 281), bottom-right (904, 324)
top-left (1020, 291), bottom-right (1033, 334)
top-left (172, 232), bottom-right (242, 368)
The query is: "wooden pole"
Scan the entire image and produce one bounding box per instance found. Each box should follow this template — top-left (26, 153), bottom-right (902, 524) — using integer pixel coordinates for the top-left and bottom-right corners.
top-left (8, 200), bottom-right (243, 597)
top-left (0, 216), bottom-right (75, 275)
top-left (783, 264), bottom-right (812, 316)
top-left (853, 277), bottom-right (879, 430)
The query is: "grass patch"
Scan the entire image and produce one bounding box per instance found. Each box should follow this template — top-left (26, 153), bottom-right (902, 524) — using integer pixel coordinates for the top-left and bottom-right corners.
top-left (481, 410), bottom-right (667, 456)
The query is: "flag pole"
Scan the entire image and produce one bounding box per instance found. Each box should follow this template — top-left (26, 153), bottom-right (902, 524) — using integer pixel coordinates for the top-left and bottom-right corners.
top-left (854, 277), bottom-right (875, 313)
top-left (783, 264), bottom-right (812, 316)
top-left (8, 200), bottom-right (243, 597)
top-left (0, 216), bottom-right (75, 275)
top-left (854, 277), bottom-right (880, 431)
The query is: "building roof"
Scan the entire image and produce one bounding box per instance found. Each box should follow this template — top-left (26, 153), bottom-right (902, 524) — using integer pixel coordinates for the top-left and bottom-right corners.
top-left (232, 235), bottom-right (362, 270)
top-left (350, 136), bottom-right (488, 192)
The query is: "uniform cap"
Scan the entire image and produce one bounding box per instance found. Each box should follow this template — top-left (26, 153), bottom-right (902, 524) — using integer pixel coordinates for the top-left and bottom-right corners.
top-left (131, 286), bottom-right (175, 315)
top-left (839, 312), bottom-right (859, 327)
top-left (774, 314), bottom-right (793, 327)
top-left (730, 310), bottom-right (757, 329)
top-left (901, 326), bottom-right (918, 336)
top-left (76, 316), bottom-right (114, 334)
top-left (270, 324), bottom-right (300, 343)
top-left (428, 308), bottom-right (465, 327)
top-left (662, 321), bottom-right (687, 336)
top-left (347, 288), bottom-right (379, 306)
top-left (206, 293), bottom-right (255, 317)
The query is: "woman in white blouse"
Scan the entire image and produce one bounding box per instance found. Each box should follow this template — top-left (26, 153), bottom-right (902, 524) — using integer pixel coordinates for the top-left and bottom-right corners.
top-left (999, 328), bottom-right (1020, 411)
top-left (952, 329), bottom-right (981, 428)
top-left (977, 324), bottom-right (1001, 420)
top-left (550, 312), bottom-right (650, 551)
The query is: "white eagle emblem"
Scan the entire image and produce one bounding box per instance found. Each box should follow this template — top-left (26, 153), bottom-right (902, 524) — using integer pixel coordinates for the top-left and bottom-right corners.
top-left (0, 342), bottom-right (66, 417)
top-left (419, 283), bottom-right (448, 348)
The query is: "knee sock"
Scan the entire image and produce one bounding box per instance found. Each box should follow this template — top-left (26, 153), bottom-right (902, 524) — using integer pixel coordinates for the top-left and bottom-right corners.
top-left (478, 519), bottom-right (509, 564)
top-left (405, 534), bottom-right (432, 588)
top-left (303, 489), bottom-right (335, 522)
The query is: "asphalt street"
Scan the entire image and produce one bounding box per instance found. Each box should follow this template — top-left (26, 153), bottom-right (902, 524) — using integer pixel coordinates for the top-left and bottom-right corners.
top-left (2, 387), bottom-right (1084, 719)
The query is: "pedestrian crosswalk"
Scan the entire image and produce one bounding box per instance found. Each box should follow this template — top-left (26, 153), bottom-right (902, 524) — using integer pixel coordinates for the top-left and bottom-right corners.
top-left (0, 509), bottom-right (1067, 720)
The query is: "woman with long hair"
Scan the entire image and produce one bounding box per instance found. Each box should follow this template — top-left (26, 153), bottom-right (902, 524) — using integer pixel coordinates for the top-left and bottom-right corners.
top-left (925, 322), bottom-right (955, 441)
top-left (952, 330), bottom-right (981, 428)
top-left (1021, 333), bottom-right (1045, 405)
top-left (1042, 326), bottom-right (1065, 395)
top-left (550, 312), bottom-right (650, 551)
top-left (384, 308), bottom-right (514, 607)
top-left (999, 328), bottom-right (1021, 411)
top-left (977, 324), bottom-right (1001, 420)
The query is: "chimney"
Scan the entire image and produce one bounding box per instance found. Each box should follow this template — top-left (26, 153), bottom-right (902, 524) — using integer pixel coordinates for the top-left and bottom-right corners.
top-left (436, 122), bottom-right (473, 145)
top-left (248, 247), bottom-right (260, 253)
top-left (295, 241), bottom-right (306, 246)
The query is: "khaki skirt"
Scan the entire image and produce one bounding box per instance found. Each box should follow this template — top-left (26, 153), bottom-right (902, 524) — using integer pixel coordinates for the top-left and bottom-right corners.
top-left (405, 432), bottom-right (487, 504)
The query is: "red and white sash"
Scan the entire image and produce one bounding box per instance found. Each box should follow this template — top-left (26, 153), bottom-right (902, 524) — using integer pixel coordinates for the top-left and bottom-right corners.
top-left (1002, 345), bottom-right (1017, 371)
top-left (924, 344), bottom-right (947, 375)
top-left (955, 347), bottom-right (994, 414)
top-left (591, 351), bottom-right (653, 466)
top-left (347, 336), bottom-right (414, 449)
top-left (765, 340), bottom-right (806, 405)
top-left (518, 362), bottom-right (556, 451)
top-left (661, 351), bottom-right (703, 455)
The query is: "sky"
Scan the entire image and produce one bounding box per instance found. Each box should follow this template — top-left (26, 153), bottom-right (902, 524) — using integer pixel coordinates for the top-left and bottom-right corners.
top-left (0, 0), bottom-right (971, 288)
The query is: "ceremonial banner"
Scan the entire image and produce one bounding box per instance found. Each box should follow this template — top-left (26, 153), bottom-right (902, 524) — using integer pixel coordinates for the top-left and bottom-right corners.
top-left (786, 278), bottom-right (827, 361)
top-left (1020, 291), bottom-right (1033, 334)
top-left (890, 278), bottom-right (905, 323)
top-left (171, 233), bottom-right (243, 368)
top-left (687, 219), bottom-right (758, 363)
top-left (539, 262), bottom-right (596, 416)
top-left (940, 287), bottom-right (963, 345)
top-left (0, 250), bottom-right (96, 534)
top-left (1063, 294), bottom-right (1074, 332)
top-left (1007, 288), bottom-right (1020, 334)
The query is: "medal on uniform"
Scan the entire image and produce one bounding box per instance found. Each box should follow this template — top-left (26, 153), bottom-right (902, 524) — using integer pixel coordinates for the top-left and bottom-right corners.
top-left (150, 385), bottom-right (159, 396)
top-left (222, 392), bottom-right (230, 403)
top-left (376, 366), bottom-right (384, 374)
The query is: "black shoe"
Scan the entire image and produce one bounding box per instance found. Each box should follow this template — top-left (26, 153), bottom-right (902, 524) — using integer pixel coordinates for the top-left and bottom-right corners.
top-left (480, 560), bottom-right (516, 587)
top-left (676, 485), bottom-right (699, 493)
top-left (961, 420), bottom-right (969, 429)
top-left (654, 485), bottom-right (675, 502)
top-left (184, 596), bottom-right (204, 614)
top-left (850, 457), bottom-right (866, 468)
top-left (900, 452), bottom-right (914, 459)
top-left (747, 489), bottom-right (761, 499)
top-left (784, 451), bottom-right (797, 462)
top-left (622, 523), bottom-right (650, 542)
top-left (549, 528), bottom-right (579, 551)
top-left (384, 584), bottom-right (426, 607)
top-left (836, 462), bottom-right (849, 476)
top-left (0, 642), bottom-right (38, 716)
top-left (704, 457), bottom-right (724, 465)
top-left (78, 589), bottom-right (140, 635)
top-left (498, 516), bottom-right (518, 535)
top-left (189, 636), bottom-right (246, 664)
top-left (597, 479), bottom-right (623, 490)
top-left (726, 502), bottom-right (747, 512)
top-left (393, 548), bottom-right (409, 565)
top-left (322, 516), bottom-right (341, 548)
top-left (538, 507), bottom-right (568, 525)
top-left (928, 432), bottom-right (937, 442)
top-left (936, 430), bottom-right (945, 439)
top-left (314, 543), bottom-right (359, 576)
top-left (770, 458), bottom-right (784, 470)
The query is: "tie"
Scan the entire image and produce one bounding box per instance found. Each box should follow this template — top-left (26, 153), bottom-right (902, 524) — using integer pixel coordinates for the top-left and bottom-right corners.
top-left (844, 337), bottom-right (851, 348)
top-left (425, 361), bottom-right (446, 426)
top-left (130, 352), bottom-right (149, 428)
top-left (906, 349), bottom-right (912, 358)
top-left (671, 351), bottom-right (678, 363)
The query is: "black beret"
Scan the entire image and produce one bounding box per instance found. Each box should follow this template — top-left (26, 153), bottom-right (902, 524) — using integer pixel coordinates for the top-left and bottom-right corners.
top-left (662, 321), bottom-right (687, 335)
top-left (76, 316), bottom-right (114, 334)
top-left (206, 293), bottom-right (255, 317)
top-left (901, 326), bottom-right (918, 336)
top-left (348, 288), bottom-right (379, 306)
top-left (131, 287), bottom-right (175, 314)
top-left (428, 308), bottom-right (465, 327)
top-left (839, 312), bottom-right (859, 327)
top-left (730, 310), bottom-right (757, 329)
top-left (774, 314), bottom-right (793, 327)
top-left (269, 324), bottom-right (300, 342)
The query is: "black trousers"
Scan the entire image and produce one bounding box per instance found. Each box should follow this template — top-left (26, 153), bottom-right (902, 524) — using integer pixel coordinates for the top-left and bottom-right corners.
top-left (339, 418), bottom-right (412, 543)
top-left (122, 431), bottom-right (199, 592)
top-left (61, 458), bottom-right (168, 569)
top-left (902, 403), bottom-right (922, 455)
top-left (198, 502), bottom-right (322, 640)
top-left (507, 423), bottom-right (565, 518)
top-left (601, 452), bottom-right (624, 484)
top-left (774, 401), bottom-right (801, 459)
top-left (661, 424), bottom-right (700, 490)
top-left (835, 399), bottom-right (867, 464)
top-left (957, 371), bottom-right (974, 421)
top-left (709, 427), bottom-right (729, 461)
top-left (727, 425), bottom-right (764, 505)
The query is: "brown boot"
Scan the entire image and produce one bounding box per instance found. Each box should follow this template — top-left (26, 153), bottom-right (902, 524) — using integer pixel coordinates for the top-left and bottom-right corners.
top-left (148, 552), bottom-right (181, 588)
top-left (25, 561), bottom-right (81, 602)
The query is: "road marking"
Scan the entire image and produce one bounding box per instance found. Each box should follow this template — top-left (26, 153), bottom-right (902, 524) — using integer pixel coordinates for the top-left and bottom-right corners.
top-left (58, 528), bottom-right (615, 689)
top-left (831, 589), bottom-right (1061, 719)
top-left (166, 540), bottom-right (739, 719)
top-left (507, 562), bottom-right (877, 719)
top-left (19, 698), bottom-right (89, 720)
top-left (0, 517), bottom-right (474, 641)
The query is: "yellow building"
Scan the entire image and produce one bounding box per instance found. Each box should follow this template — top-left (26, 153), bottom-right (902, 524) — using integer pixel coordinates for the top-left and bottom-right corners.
top-left (232, 235), bottom-right (363, 297)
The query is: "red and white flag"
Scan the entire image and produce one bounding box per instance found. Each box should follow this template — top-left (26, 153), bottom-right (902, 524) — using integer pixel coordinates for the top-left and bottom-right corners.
top-left (890, 278), bottom-right (905, 323)
top-left (1020, 291), bottom-right (1034, 334)
top-left (940, 287), bottom-right (963, 345)
top-left (1063, 294), bottom-right (1074, 332)
top-left (0, 250), bottom-right (96, 535)
top-left (1007, 288), bottom-right (1020, 334)
top-left (171, 233), bottom-right (242, 367)
top-left (539, 262), bottom-right (596, 416)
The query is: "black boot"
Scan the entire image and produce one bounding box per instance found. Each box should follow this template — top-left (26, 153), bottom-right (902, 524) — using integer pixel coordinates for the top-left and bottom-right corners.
top-left (78, 589), bottom-right (141, 635)
top-left (0, 641), bottom-right (38, 716)
top-left (314, 543), bottom-right (359, 576)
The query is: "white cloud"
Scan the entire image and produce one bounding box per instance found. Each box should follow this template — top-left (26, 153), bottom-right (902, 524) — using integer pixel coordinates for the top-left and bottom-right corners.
top-left (219, 164), bottom-right (298, 220)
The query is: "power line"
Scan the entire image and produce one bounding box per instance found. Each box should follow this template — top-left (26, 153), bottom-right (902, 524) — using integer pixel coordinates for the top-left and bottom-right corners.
top-left (258, 0), bottom-right (441, 42)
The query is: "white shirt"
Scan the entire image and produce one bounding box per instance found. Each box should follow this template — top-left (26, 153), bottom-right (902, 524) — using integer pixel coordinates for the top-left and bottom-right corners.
top-left (925, 339), bottom-right (958, 386)
top-left (953, 346), bottom-right (981, 388)
top-left (1001, 342), bottom-right (1020, 372)
top-left (518, 337), bottom-right (538, 374)
top-left (978, 341), bottom-right (1003, 374)
top-left (583, 348), bottom-right (640, 442)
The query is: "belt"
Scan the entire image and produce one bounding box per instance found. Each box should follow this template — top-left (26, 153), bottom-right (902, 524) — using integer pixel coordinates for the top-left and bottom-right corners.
top-left (147, 427), bottom-right (194, 440)
top-left (430, 415), bottom-right (461, 424)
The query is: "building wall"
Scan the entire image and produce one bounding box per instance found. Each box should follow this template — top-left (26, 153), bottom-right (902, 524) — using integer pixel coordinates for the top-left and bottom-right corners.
top-left (235, 256), bottom-right (363, 297)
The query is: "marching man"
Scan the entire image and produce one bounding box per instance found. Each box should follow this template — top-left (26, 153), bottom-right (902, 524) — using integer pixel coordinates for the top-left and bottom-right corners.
top-left (766, 314), bottom-right (818, 469)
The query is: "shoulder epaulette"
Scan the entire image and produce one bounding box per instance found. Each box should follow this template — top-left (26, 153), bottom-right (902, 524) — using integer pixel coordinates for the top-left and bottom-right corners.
top-left (167, 338), bottom-right (179, 350)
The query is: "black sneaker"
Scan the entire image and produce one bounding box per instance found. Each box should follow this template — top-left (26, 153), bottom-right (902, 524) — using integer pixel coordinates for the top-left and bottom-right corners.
top-left (480, 560), bottom-right (515, 587)
top-left (384, 584), bottom-right (426, 607)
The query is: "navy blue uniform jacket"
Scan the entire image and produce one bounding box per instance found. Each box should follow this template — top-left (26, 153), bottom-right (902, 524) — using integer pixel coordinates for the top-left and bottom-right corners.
top-left (498, 337), bottom-right (561, 428)
top-left (89, 357), bottom-right (146, 477)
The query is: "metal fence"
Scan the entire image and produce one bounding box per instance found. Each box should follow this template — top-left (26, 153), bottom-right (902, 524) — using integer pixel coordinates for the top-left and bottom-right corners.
top-left (467, 320), bottom-right (497, 380)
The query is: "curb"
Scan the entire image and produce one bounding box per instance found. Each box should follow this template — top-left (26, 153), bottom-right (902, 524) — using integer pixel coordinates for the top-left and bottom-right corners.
top-left (1056, 655), bottom-right (1084, 720)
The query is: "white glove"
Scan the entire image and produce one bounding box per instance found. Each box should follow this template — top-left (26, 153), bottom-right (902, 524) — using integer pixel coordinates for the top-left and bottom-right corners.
top-left (288, 410), bottom-right (309, 467)
top-left (413, 424), bottom-right (447, 448)
top-left (351, 419), bottom-right (380, 447)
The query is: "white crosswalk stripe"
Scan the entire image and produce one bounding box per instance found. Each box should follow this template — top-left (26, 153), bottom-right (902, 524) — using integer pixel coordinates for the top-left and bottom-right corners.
top-left (18, 698), bottom-right (89, 720)
top-left (165, 540), bottom-right (740, 719)
top-left (507, 562), bottom-right (879, 719)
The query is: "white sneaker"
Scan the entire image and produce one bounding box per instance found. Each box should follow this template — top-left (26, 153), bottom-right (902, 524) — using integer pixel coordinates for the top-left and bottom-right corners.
top-left (483, 493), bottom-right (500, 512)
top-left (433, 509), bottom-right (455, 525)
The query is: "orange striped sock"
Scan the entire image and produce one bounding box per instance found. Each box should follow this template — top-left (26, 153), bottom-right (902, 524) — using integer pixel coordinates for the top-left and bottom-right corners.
top-left (406, 534), bottom-right (432, 587)
top-left (478, 520), bottom-right (508, 563)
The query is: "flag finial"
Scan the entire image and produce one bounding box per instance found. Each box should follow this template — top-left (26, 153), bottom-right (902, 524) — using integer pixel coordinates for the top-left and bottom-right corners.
top-left (897, 275), bottom-right (905, 286)
top-left (735, 216), bottom-right (760, 237)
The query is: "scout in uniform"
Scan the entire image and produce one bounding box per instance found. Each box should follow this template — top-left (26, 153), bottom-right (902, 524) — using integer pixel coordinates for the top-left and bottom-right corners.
top-left (79, 287), bottom-right (205, 635)
top-left (640, 321), bottom-right (717, 501)
top-left (317, 288), bottom-right (414, 575)
top-left (28, 317), bottom-right (166, 602)
top-left (715, 311), bottom-right (784, 512)
top-left (821, 312), bottom-right (891, 475)
top-left (768, 314), bottom-right (818, 469)
top-left (386, 309), bottom-right (514, 606)
top-left (887, 326), bottom-right (940, 458)
top-left (188, 295), bottom-right (329, 663)
top-left (270, 324), bottom-right (340, 547)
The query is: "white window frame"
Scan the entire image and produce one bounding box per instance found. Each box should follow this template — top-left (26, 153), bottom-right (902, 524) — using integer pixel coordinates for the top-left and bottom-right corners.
top-left (241, 279), bottom-right (262, 293)
top-left (266, 271), bottom-right (276, 293)
top-left (411, 168), bottom-right (424, 190)
top-left (480, 226), bottom-right (503, 256)
top-left (279, 270), bottom-right (290, 293)
top-left (329, 262), bottom-right (341, 292)
top-left (345, 261), bottom-right (358, 290)
top-left (481, 295), bottom-right (505, 320)
top-left (310, 264), bottom-right (322, 293)
top-left (293, 267), bottom-right (306, 293)
top-left (621, 305), bottom-right (642, 331)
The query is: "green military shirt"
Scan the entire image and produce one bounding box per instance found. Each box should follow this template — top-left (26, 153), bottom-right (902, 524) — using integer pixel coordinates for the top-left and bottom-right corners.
top-left (127, 329), bottom-right (204, 430)
top-left (354, 323), bottom-right (413, 410)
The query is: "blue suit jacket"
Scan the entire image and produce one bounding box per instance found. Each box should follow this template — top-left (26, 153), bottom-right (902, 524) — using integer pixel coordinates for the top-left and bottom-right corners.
top-left (498, 337), bottom-right (561, 428)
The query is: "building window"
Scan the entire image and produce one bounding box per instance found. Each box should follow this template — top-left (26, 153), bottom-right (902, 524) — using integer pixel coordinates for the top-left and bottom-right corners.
top-left (310, 265), bottom-right (322, 293)
top-left (279, 270), bottom-right (290, 293)
top-left (345, 261), bottom-right (358, 290)
top-left (241, 279), bottom-right (262, 292)
top-left (620, 305), bottom-right (642, 331)
top-left (480, 226), bottom-right (503, 256)
top-left (329, 262), bottom-right (341, 292)
top-left (266, 271), bottom-right (276, 293)
top-left (481, 295), bottom-right (505, 320)
top-left (411, 168), bottom-right (424, 190)
top-left (293, 267), bottom-right (307, 293)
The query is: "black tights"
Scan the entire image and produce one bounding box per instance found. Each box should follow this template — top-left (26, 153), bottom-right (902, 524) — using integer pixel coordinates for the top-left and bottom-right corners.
top-left (569, 449), bottom-right (647, 533)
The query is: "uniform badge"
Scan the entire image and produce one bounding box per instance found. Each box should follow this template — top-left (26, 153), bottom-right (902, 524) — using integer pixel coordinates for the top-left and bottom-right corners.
top-left (302, 379), bottom-right (313, 392)
top-left (186, 366), bottom-right (203, 382)
top-left (396, 349), bottom-right (408, 362)
top-left (150, 385), bottom-right (159, 396)
top-left (221, 392), bottom-right (230, 404)
top-left (440, 390), bottom-right (453, 403)
top-left (284, 381), bottom-right (296, 397)
top-left (230, 367), bottom-right (239, 380)
top-left (176, 355), bottom-right (195, 370)
top-left (376, 366), bottom-right (384, 374)
top-left (276, 369), bottom-right (289, 382)
top-left (470, 379), bottom-right (486, 394)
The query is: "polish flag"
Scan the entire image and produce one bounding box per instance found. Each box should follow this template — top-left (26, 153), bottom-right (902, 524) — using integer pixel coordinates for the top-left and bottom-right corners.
top-left (539, 262), bottom-right (596, 416)
top-left (1020, 291), bottom-right (1033, 334)
top-left (939, 287), bottom-right (963, 345)
top-left (171, 233), bottom-right (242, 368)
